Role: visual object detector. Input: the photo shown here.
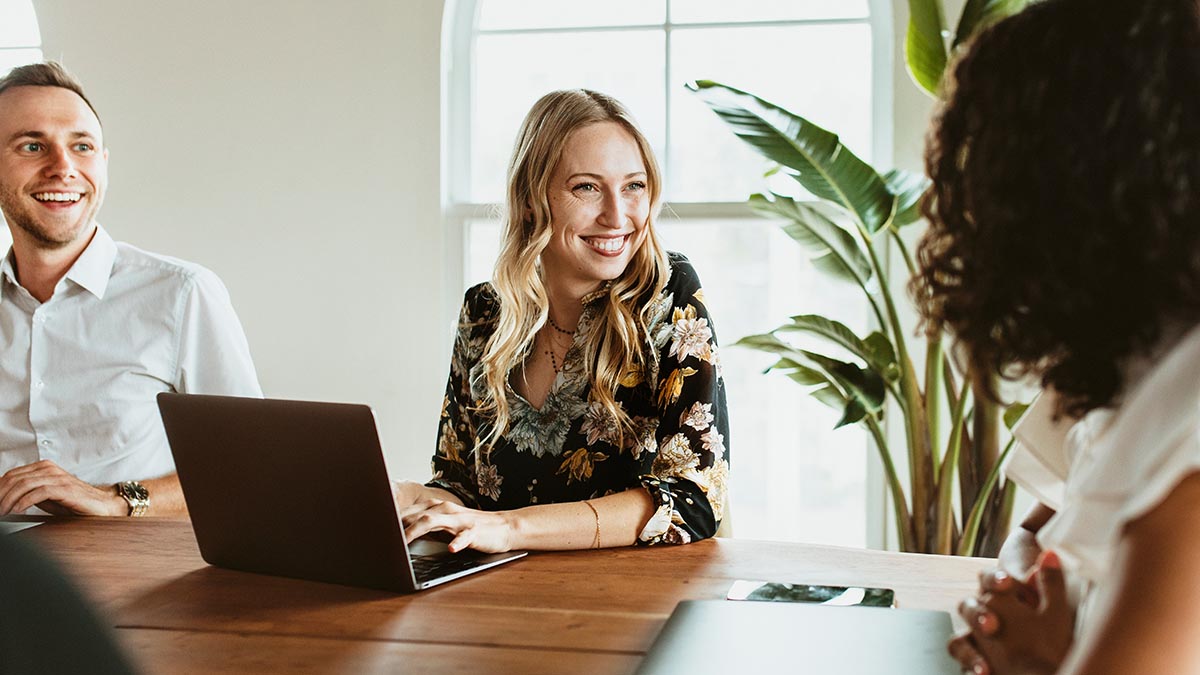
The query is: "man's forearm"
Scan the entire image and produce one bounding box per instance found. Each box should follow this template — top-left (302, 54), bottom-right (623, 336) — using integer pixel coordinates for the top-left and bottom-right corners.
top-left (110, 473), bottom-right (188, 517)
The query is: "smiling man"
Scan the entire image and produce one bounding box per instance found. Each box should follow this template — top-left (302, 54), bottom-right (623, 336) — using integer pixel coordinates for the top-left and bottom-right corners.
top-left (0, 62), bottom-right (261, 517)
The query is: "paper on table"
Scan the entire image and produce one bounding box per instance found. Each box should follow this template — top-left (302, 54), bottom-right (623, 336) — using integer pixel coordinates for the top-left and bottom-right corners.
top-left (0, 521), bottom-right (43, 535)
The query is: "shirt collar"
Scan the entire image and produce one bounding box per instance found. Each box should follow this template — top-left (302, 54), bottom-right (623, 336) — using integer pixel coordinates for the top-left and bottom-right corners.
top-left (63, 224), bottom-right (117, 299)
top-left (580, 281), bottom-right (612, 306)
top-left (0, 247), bottom-right (17, 303)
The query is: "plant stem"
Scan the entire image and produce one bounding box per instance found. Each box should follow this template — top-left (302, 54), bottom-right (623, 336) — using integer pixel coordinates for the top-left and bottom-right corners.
top-left (865, 415), bottom-right (915, 552)
top-left (935, 378), bottom-right (970, 554)
top-left (890, 228), bottom-right (917, 276)
top-left (969, 376), bottom-right (1001, 520)
top-left (925, 336), bottom-right (944, 467)
top-left (957, 437), bottom-right (1016, 556)
top-left (863, 289), bottom-right (889, 342)
top-left (862, 230), bottom-right (934, 551)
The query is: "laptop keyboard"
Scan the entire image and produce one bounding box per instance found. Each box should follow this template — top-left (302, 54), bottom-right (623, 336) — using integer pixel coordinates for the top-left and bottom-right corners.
top-left (411, 552), bottom-right (490, 582)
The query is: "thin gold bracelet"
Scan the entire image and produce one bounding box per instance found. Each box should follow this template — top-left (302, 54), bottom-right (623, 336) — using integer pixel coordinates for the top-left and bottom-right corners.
top-left (583, 500), bottom-right (601, 549)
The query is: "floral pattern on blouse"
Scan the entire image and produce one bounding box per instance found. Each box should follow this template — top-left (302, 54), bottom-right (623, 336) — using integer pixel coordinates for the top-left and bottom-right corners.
top-left (428, 252), bottom-right (730, 545)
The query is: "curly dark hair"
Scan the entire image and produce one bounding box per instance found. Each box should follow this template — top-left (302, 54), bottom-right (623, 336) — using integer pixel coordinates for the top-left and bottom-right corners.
top-left (912, 0), bottom-right (1200, 418)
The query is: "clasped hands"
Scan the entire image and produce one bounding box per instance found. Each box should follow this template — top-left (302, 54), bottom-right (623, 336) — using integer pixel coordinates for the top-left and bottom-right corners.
top-left (392, 480), bottom-right (516, 554)
top-left (949, 550), bottom-right (1075, 675)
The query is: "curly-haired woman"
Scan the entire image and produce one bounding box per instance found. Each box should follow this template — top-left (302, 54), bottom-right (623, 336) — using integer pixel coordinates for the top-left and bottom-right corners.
top-left (913, 0), bottom-right (1200, 672)
top-left (393, 90), bottom-right (729, 554)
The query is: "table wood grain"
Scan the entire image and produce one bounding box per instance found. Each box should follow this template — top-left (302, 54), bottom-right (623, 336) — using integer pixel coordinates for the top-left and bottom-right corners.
top-left (15, 517), bottom-right (991, 674)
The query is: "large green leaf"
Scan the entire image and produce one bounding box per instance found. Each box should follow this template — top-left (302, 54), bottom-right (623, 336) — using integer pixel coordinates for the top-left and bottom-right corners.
top-left (776, 315), bottom-right (868, 357)
top-left (883, 169), bottom-right (930, 227)
top-left (786, 368), bottom-right (828, 387)
top-left (735, 333), bottom-right (803, 359)
top-left (906, 0), bottom-right (948, 97)
top-left (954, 0), bottom-right (1028, 48)
top-left (764, 357), bottom-right (828, 386)
top-left (864, 331), bottom-right (901, 384)
top-left (688, 80), bottom-right (896, 233)
top-left (736, 335), bottom-right (883, 429)
top-left (812, 385), bottom-right (871, 429)
top-left (801, 350), bottom-right (887, 415)
top-left (749, 193), bottom-right (872, 286)
top-left (774, 316), bottom-right (898, 383)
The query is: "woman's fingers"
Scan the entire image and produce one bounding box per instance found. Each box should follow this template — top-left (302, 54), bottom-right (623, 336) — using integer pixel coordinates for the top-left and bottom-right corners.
top-left (978, 569), bottom-right (1014, 593)
top-left (959, 596), bottom-right (1001, 636)
top-left (398, 498), bottom-right (450, 522)
top-left (402, 503), bottom-right (469, 542)
top-left (947, 633), bottom-right (991, 675)
top-left (448, 530), bottom-right (474, 553)
top-left (1034, 550), bottom-right (1069, 612)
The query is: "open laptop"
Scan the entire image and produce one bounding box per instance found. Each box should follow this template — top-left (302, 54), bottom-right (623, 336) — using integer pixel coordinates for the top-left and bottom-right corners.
top-left (636, 600), bottom-right (960, 674)
top-left (156, 393), bottom-right (526, 592)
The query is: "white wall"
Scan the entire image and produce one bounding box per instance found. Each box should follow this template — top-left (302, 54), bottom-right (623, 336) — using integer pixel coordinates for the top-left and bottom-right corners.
top-left (34, 0), bottom-right (448, 480)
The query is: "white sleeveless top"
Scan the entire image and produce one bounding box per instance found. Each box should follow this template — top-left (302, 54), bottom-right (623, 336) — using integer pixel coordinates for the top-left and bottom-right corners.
top-left (1007, 323), bottom-right (1200, 670)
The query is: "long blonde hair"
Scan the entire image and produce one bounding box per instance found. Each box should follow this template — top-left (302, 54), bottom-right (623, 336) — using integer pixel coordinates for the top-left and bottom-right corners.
top-left (477, 89), bottom-right (670, 451)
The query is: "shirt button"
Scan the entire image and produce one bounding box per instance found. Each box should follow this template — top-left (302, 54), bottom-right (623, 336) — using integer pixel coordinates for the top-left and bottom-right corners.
top-left (35, 381), bottom-right (44, 388)
top-left (40, 439), bottom-right (51, 446)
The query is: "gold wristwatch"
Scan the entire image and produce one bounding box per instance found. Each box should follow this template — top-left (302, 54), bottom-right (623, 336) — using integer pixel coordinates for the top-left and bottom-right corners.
top-left (116, 481), bottom-right (150, 517)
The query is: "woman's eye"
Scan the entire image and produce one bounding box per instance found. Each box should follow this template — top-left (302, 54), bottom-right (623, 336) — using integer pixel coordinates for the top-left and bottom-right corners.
top-left (572, 183), bottom-right (598, 193)
top-left (626, 181), bottom-right (647, 191)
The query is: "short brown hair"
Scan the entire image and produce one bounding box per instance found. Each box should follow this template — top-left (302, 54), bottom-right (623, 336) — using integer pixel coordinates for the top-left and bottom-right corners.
top-left (0, 61), bottom-right (101, 126)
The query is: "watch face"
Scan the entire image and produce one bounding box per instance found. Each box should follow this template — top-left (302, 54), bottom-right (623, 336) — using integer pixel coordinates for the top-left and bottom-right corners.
top-left (121, 482), bottom-right (149, 501)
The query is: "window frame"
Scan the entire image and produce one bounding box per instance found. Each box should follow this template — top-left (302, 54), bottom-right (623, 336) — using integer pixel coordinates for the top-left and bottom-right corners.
top-left (440, 0), bottom-right (896, 548)
top-left (0, 0), bottom-right (44, 253)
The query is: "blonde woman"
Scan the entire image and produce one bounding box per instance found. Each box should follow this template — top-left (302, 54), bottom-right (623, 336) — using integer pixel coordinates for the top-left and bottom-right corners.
top-left (395, 90), bottom-right (729, 553)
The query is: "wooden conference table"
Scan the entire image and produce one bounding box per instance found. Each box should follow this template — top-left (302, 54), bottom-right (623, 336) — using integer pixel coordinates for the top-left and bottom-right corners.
top-left (18, 517), bottom-right (990, 674)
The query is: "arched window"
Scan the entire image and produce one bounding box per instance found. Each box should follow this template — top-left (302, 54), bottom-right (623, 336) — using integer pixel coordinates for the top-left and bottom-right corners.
top-left (0, 0), bottom-right (44, 251)
top-left (444, 0), bottom-right (892, 547)
top-left (0, 0), bottom-right (41, 73)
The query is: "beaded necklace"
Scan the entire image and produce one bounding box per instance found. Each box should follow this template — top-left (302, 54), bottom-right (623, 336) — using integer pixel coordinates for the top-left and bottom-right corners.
top-left (544, 316), bottom-right (575, 374)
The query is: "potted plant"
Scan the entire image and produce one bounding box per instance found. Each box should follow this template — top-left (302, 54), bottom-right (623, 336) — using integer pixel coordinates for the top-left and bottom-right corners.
top-left (687, 0), bottom-right (1031, 555)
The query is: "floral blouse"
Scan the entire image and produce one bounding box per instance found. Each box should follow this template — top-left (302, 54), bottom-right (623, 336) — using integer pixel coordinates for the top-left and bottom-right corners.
top-left (428, 252), bottom-right (730, 545)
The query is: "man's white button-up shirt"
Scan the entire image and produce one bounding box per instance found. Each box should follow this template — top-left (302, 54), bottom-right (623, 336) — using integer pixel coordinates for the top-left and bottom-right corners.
top-left (0, 225), bottom-right (262, 485)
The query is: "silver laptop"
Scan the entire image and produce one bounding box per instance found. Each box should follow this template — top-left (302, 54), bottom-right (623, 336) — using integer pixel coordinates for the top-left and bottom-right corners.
top-left (156, 393), bottom-right (526, 592)
top-left (636, 600), bottom-right (960, 674)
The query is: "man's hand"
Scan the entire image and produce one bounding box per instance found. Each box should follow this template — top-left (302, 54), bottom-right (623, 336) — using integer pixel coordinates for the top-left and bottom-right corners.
top-left (0, 460), bottom-right (124, 516)
top-left (948, 550), bottom-right (1075, 675)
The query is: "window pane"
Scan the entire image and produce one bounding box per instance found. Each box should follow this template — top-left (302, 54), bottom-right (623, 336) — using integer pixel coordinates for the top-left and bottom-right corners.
top-left (656, 218), bottom-right (869, 547)
top-left (670, 0), bottom-right (869, 23)
top-left (0, 48), bottom-right (41, 76)
top-left (479, 0), bottom-right (665, 31)
top-left (465, 217), bottom-right (870, 547)
top-left (472, 31), bottom-right (665, 202)
top-left (0, 0), bottom-right (40, 46)
top-left (466, 219), bottom-right (503, 289)
top-left (668, 24), bottom-right (872, 202)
